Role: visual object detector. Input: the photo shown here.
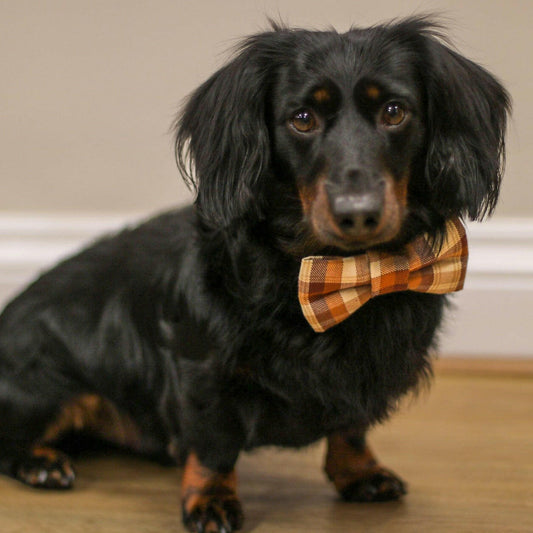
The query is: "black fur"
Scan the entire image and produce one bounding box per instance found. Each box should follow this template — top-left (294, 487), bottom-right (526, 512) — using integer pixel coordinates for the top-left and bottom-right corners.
top-left (0, 16), bottom-right (509, 530)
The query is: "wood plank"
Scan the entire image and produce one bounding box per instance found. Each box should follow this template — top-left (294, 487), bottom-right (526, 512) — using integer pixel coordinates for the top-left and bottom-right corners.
top-left (435, 356), bottom-right (533, 377)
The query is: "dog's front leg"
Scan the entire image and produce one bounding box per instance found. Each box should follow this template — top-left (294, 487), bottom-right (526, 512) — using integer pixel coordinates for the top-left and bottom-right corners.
top-left (324, 430), bottom-right (407, 502)
top-left (179, 378), bottom-right (245, 533)
top-left (181, 450), bottom-right (243, 533)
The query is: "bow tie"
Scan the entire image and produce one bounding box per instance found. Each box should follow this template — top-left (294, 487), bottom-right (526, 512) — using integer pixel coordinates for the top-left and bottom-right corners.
top-left (298, 218), bottom-right (468, 332)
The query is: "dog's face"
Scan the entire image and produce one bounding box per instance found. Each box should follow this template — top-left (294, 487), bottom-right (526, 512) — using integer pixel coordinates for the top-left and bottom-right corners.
top-left (271, 36), bottom-right (426, 251)
top-left (176, 19), bottom-right (510, 257)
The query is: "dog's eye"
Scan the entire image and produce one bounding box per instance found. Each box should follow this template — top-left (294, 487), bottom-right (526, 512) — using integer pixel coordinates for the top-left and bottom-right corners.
top-left (290, 110), bottom-right (319, 133)
top-left (381, 103), bottom-right (407, 127)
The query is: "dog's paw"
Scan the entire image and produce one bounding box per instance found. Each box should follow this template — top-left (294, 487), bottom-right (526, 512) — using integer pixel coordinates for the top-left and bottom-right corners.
top-left (339, 468), bottom-right (407, 502)
top-left (182, 490), bottom-right (244, 533)
top-left (14, 447), bottom-right (76, 489)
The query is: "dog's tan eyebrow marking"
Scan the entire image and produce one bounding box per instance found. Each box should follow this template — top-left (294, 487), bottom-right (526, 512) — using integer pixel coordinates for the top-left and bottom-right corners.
top-left (365, 84), bottom-right (381, 100)
top-left (312, 87), bottom-right (331, 103)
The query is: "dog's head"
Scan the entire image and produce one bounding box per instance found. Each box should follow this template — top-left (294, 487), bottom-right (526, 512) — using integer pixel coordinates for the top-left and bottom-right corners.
top-left (175, 17), bottom-right (510, 256)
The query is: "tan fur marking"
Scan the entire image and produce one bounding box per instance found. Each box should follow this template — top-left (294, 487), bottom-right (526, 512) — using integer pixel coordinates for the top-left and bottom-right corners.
top-left (312, 176), bottom-right (345, 238)
top-left (378, 171), bottom-right (409, 241)
top-left (181, 452), bottom-right (238, 515)
top-left (31, 446), bottom-right (61, 462)
top-left (298, 180), bottom-right (318, 217)
top-left (299, 174), bottom-right (344, 239)
top-left (393, 173), bottom-right (409, 208)
top-left (325, 433), bottom-right (380, 493)
top-left (42, 394), bottom-right (143, 450)
top-left (366, 84), bottom-right (381, 100)
top-left (313, 88), bottom-right (331, 103)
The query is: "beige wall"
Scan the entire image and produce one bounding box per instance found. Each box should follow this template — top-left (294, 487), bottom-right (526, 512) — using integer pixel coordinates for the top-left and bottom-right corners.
top-left (1, 0), bottom-right (531, 217)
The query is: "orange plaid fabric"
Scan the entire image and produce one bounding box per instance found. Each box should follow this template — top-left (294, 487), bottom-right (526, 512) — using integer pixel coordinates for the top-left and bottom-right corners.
top-left (298, 218), bottom-right (468, 332)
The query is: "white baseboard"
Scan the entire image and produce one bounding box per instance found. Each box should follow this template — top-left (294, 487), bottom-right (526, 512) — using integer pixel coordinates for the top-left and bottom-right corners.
top-left (440, 218), bottom-right (533, 358)
top-left (1, 212), bottom-right (532, 357)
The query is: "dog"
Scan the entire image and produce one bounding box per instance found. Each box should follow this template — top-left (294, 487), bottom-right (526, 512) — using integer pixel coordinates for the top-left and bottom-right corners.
top-left (0, 16), bottom-right (509, 533)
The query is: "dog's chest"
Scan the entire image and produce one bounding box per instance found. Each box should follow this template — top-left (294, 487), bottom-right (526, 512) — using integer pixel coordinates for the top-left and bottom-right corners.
top-left (231, 347), bottom-right (369, 449)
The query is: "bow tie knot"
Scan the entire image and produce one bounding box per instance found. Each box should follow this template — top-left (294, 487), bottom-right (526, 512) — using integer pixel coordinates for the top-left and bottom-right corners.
top-left (298, 218), bottom-right (468, 332)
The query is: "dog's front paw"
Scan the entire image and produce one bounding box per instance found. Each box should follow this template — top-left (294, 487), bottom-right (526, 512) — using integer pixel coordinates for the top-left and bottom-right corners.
top-left (339, 467), bottom-right (407, 502)
top-left (325, 434), bottom-right (407, 503)
top-left (182, 489), bottom-right (244, 533)
top-left (181, 452), bottom-right (243, 532)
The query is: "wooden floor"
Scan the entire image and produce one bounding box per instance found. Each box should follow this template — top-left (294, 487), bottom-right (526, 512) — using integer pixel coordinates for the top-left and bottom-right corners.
top-left (0, 359), bottom-right (531, 533)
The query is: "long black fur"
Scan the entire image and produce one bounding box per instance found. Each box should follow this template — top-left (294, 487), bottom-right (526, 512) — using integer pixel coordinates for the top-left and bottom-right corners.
top-left (0, 16), bottom-right (509, 528)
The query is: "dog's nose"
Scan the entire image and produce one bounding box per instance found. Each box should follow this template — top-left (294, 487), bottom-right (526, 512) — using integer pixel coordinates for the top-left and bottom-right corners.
top-left (332, 194), bottom-right (383, 237)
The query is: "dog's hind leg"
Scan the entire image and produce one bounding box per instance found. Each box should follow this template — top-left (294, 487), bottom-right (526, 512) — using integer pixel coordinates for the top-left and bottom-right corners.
top-left (0, 381), bottom-right (77, 489)
top-left (0, 389), bottom-right (144, 489)
top-left (8, 446), bottom-right (76, 489)
top-left (324, 430), bottom-right (407, 502)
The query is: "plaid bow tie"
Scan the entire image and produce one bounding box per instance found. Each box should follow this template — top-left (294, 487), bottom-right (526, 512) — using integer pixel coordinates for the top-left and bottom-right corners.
top-left (298, 218), bottom-right (468, 332)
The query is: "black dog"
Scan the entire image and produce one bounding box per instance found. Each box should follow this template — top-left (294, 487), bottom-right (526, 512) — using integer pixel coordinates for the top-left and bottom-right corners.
top-left (0, 17), bottom-right (509, 533)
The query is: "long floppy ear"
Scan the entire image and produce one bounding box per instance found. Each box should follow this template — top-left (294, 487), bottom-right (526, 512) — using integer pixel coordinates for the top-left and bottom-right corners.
top-left (422, 36), bottom-right (511, 220)
top-left (175, 33), bottom-right (282, 228)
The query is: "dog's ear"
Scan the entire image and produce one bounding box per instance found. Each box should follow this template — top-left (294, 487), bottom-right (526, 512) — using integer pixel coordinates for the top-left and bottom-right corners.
top-left (421, 36), bottom-right (511, 220)
top-left (175, 33), bottom-right (282, 228)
